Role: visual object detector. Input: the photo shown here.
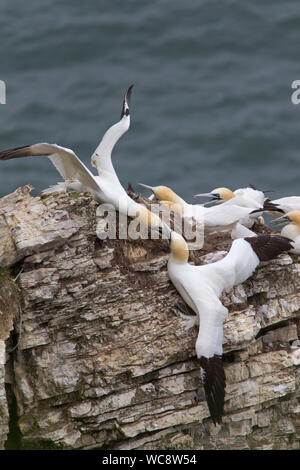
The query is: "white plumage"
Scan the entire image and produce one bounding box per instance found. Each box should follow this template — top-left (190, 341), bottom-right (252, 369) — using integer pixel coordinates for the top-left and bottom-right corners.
top-left (139, 184), bottom-right (261, 235)
top-left (168, 234), bottom-right (260, 356)
top-left (167, 231), bottom-right (293, 424)
top-left (195, 186), bottom-right (265, 209)
top-left (0, 86), bottom-right (170, 235)
top-left (0, 86), bottom-right (134, 209)
top-left (202, 201), bottom-right (261, 233)
top-left (267, 196), bottom-right (300, 217)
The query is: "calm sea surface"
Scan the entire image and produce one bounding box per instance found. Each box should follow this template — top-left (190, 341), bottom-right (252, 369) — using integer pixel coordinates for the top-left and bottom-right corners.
top-left (0, 0), bottom-right (300, 203)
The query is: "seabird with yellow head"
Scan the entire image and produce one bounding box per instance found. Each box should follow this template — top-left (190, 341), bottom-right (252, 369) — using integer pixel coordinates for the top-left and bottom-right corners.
top-left (139, 183), bottom-right (263, 235)
top-left (166, 230), bottom-right (293, 425)
top-left (195, 186), bottom-right (283, 218)
top-left (270, 210), bottom-right (300, 254)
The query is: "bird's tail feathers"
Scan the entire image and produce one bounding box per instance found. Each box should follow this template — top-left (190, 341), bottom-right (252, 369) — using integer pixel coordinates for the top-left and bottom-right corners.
top-left (198, 355), bottom-right (225, 425)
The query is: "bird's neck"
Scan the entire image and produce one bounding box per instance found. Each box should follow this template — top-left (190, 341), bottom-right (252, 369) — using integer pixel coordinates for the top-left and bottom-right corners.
top-left (169, 237), bottom-right (189, 264)
top-left (92, 118), bottom-right (129, 172)
top-left (158, 188), bottom-right (186, 206)
top-left (282, 223), bottom-right (300, 238)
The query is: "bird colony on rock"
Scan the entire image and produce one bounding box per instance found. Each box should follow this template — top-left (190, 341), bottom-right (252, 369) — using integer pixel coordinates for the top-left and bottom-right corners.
top-left (0, 86), bottom-right (298, 425)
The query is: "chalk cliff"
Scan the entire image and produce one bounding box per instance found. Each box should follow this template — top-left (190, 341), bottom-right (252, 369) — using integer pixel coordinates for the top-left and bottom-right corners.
top-left (0, 186), bottom-right (299, 450)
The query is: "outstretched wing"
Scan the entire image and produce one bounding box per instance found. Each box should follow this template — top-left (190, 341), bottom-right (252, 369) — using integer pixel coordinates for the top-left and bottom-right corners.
top-left (0, 143), bottom-right (101, 193)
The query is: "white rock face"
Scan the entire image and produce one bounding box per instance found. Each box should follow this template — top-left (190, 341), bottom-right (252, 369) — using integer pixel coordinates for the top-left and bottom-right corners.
top-left (0, 186), bottom-right (299, 450)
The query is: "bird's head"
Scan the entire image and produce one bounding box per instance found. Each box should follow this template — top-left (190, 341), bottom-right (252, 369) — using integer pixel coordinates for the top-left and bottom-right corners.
top-left (194, 187), bottom-right (235, 203)
top-left (256, 215), bottom-right (265, 225)
top-left (287, 210), bottom-right (300, 226)
top-left (139, 184), bottom-right (185, 206)
top-left (120, 84), bottom-right (134, 120)
top-left (269, 210), bottom-right (300, 229)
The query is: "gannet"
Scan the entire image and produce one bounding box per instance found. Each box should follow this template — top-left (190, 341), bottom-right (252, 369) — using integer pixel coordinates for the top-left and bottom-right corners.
top-left (194, 186), bottom-right (265, 208)
top-left (139, 184), bottom-right (262, 234)
top-left (194, 186), bottom-right (280, 216)
top-left (166, 231), bottom-right (293, 424)
top-left (0, 85), bottom-right (134, 204)
top-left (270, 210), bottom-right (300, 254)
top-left (0, 86), bottom-right (170, 236)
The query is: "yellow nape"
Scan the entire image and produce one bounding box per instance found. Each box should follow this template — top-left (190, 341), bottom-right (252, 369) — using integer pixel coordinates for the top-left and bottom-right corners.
top-left (170, 232), bottom-right (189, 263)
top-left (286, 210), bottom-right (300, 226)
top-left (159, 200), bottom-right (184, 215)
top-left (212, 187), bottom-right (235, 201)
top-left (154, 186), bottom-right (185, 205)
top-left (135, 205), bottom-right (161, 229)
top-left (257, 215), bottom-right (265, 225)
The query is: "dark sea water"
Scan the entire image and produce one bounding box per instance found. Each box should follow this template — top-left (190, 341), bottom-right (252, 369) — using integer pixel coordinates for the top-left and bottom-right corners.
top-left (0, 0), bottom-right (300, 203)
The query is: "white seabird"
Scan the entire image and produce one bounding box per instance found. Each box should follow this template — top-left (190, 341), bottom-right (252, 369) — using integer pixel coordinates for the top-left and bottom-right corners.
top-left (166, 230), bottom-right (293, 424)
top-left (270, 210), bottom-right (300, 254)
top-left (0, 86), bottom-right (169, 235)
top-left (194, 185), bottom-right (280, 218)
top-left (0, 85), bottom-right (134, 205)
top-left (194, 186), bottom-right (265, 208)
top-left (139, 184), bottom-right (262, 235)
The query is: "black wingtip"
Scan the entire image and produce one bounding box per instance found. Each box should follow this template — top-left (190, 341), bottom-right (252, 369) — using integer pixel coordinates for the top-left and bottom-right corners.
top-left (198, 355), bottom-right (226, 425)
top-left (120, 84), bottom-right (134, 119)
top-left (0, 145), bottom-right (32, 160)
top-left (250, 207), bottom-right (264, 215)
top-left (126, 83), bottom-right (134, 101)
top-left (244, 234), bottom-right (294, 262)
top-left (263, 198), bottom-right (284, 214)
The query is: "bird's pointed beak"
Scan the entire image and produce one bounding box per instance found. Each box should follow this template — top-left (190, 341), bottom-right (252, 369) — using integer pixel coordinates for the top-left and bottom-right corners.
top-left (120, 84), bottom-right (134, 119)
top-left (202, 200), bottom-right (221, 206)
top-left (194, 192), bottom-right (214, 199)
top-left (269, 215), bottom-right (291, 228)
top-left (138, 183), bottom-right (155, 193)
top-left (194, 193), bottom-right (221, 205)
